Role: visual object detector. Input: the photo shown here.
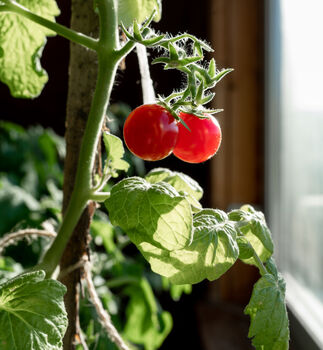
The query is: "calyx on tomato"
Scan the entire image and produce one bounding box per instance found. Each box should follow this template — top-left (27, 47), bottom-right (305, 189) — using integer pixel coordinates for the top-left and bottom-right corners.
top-left (173, 112), bottom-right (222, 163)
top-left (123, 104), bottom-right (179, 161)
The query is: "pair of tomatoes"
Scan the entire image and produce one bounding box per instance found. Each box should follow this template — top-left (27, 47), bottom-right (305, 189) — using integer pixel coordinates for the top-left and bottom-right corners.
top-left (123, 104), bottom-right (222, 163)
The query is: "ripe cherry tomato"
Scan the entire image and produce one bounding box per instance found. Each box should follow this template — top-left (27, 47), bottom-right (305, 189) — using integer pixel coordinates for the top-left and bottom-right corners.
top-left (173, 112), bottom-right (222, 163)
top-left (123, 104), bottom-right (179, 161)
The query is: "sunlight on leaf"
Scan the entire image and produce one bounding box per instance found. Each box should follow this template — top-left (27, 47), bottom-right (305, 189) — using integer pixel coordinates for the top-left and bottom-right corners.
top-left (229, 205), bottom-right (274, 266)
top-left (0, 0), bottom-right (60, 98)
top-left (103, 132), bottom-right (130, 177)
top-left (139, 209), bottom-right (239, 284)
top-left (118, 0), bottom-right (162, 27)
top-left (105, 177), bottom-right (193, 252)
top-left (0, 270), bottom-right (67, 350)
top-left (245, 268), bottom-right (289, 349)
top-left (145, 167), bottom-right (203, 210)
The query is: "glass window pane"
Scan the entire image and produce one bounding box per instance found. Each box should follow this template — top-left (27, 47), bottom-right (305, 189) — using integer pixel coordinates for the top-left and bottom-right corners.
top-left (266, 0), bottom-right (323, 343)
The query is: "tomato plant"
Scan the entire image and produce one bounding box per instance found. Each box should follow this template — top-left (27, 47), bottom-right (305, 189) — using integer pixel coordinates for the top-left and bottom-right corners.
top-left (173, 112), bottom-right (222, 163)
top-left (0, 0), bottom-right (290, 349)
top-left (123, 104), bottom-right (178, 161)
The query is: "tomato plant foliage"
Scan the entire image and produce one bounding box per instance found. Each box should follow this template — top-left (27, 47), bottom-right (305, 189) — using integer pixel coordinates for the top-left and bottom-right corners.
top-left (0, 0), bottom-right (290, 349)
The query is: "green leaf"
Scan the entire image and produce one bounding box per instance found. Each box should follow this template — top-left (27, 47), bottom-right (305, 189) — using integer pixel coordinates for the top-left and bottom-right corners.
top-left (236, 236), bottom-right (254, 260)
top-left (161, 277), bottom-right (192, 301)
top-left (105, 177), bottom-right (193, 251)
top-left (123, 277), bottom-right (172, 350)
top-left (118, 0), bottom-right (162, 28)
top-left (103, 132), bottom-right (130, 177)
top-left (229, 205), bottom-right (274, 266)
top-left (0, 270), bottom-right (67, 350)
top-left (145, 167), bottom-right (203, 209)
top-left (0, 257), bottom-right (23, 285)
top-left (138, 209), bottom-right (239, 285)
top-left (0, 0), bottom-right (60, 98)
top-left (245, 272), bottom-right (290, 349)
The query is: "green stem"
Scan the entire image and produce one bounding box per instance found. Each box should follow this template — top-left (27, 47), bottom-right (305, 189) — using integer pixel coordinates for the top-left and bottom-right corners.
top-left (2, 0), bottom-right (98, 51)
top-left (89, 192), bottom-right (111, 202)
top-left (252, 250), bottom-right (268, 276)
top-left (38, 0), bottom-right (121, 277)
top-left (115, 41), bottom-right (136, 61)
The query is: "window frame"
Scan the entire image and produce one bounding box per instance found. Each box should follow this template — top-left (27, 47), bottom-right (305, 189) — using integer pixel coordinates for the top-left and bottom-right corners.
top-left (265, 1), bottom-right (323, 349)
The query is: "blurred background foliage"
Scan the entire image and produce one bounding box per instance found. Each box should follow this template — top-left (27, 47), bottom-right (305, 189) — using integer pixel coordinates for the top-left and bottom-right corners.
top-left (0, 105), bottom-right (194, 350)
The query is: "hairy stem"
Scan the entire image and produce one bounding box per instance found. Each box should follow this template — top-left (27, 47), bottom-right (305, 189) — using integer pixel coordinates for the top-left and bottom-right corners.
top-left (38, 0), bottom-right (120, 277)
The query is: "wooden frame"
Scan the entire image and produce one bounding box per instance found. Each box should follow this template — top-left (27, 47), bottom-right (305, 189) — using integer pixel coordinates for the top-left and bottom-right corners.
top-left (208, 0), bottom-right (265, 304)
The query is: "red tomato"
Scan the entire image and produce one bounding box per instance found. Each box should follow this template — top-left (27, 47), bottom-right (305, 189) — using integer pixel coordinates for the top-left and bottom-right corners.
top-left (173, 112), bottom-right (222, 163)
top-left (123, 104), bottom-right (179, 161)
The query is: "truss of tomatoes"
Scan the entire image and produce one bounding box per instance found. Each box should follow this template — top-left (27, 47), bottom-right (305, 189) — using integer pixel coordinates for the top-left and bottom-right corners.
top-left (123, 104), bottom-right (222, 163)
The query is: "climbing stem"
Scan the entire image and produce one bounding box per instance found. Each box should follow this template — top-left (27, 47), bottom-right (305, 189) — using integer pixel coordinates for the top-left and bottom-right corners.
top-left (38, 0), bottom-right (122, 277)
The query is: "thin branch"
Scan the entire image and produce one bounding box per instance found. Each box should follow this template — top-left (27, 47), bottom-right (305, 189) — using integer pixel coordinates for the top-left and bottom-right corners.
top-left (58, 256), bottom-right (88, 280)
top-left (78, 329), bottom-right (89, 350)
top-left (0, 229), bottom-right (56, 255)
top-left (83, 260), bottom-right (130, 350)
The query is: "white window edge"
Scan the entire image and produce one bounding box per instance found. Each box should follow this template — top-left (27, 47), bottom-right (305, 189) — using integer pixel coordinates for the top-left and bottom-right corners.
top-left (284, 272), bottom-right (323, 349)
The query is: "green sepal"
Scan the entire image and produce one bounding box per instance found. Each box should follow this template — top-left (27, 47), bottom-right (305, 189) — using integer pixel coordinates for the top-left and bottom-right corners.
top-left (141, 34), bottom-right (165, 46)
top-left (178, 105), bottom-right (223, 117)
top-left (168, 42), bottom-right (179, 60)
top-left (177, 115), bottom-right (191, 131)
top-left (212, 68), bottom-right (234, 84)
top-left (133, 19), bottom-right (143, 41)
top-left (195, 81), bottom-right (204, 104)
top-left (197, 39), bottom-right (213, 52)
top-left (188, 73), bottom-right (197, 99)
top-left (152, 55), bottom-right (202, 69)
top-left (208, 58), bottom-right (216, 78)
top-left (194, 41), bottom-right (203, 56)
top-left (199, 92), bottom-right (215, 105)
top-left (120, 22), bottom-right (134, 41)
